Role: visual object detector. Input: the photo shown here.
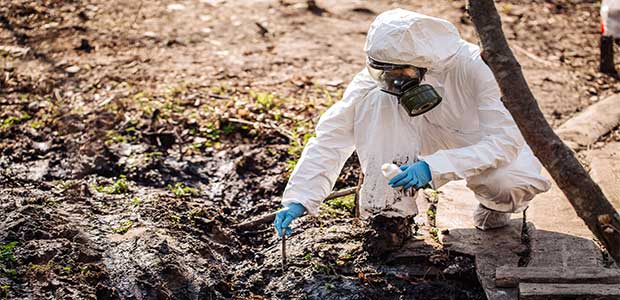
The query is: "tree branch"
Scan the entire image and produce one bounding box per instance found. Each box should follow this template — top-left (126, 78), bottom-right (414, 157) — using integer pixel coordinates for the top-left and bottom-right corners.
top-left (233, 187), bottom-right (357, 231)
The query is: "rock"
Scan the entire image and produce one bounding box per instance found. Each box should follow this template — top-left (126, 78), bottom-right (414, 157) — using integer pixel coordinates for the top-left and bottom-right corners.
top-left (0, 45), bottom-right (30, 57)
top-left (167, 4), bottom-right (186, 11)
top-left (143, 31), bottom-right (158, 39)
top-left (28, 159), bottom-right (50, 181)
top-left (65, 65), bottom-right (80, 74)
top-left (32, 142), bottom-right (51, 153)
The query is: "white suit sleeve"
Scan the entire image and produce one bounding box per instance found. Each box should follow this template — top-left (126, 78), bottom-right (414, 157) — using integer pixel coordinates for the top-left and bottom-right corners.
top-left (282, 70), bottom-right (375, 215)
top-left (419, 58), bottom-right (525, 187)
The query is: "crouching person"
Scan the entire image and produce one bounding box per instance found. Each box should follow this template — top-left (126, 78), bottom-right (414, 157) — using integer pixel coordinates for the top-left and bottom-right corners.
top-left (273, 9), bottom-right (551, 256)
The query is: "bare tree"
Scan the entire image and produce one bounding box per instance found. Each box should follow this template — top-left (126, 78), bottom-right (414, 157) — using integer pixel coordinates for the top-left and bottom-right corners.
top-left (468, 0), bottom-right (620, 263)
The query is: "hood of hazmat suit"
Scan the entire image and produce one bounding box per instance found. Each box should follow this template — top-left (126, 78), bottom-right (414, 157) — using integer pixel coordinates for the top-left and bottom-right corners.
top-left (282, 9), bottom-right (551, 218)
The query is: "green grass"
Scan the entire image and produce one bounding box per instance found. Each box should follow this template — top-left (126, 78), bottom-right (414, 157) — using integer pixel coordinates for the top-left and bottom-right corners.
top-left (188, 208), bottom-right (206, 219)
top-left (167, 213), bottom-right (180, 224)
top-left (1, 284), bottom-right (9, 299)
top-left (286, 129), bottom-right (315, 173)
top-left (1, 268), bottom-right (16, 280)
top-left (94, 176), bottom-right (130, 194)
top-left (168, 182), bottom-right (200, 198)
top-left (325, 194), bottom-right (356, 215)
top-left (0, 242), bottom-right (17, 263)
top-left (112, 220), bottom-right (133, 234)
top-left (253, 91), bottom-right (276, 110)
top-left (1, 113), bottom-right (31, 130)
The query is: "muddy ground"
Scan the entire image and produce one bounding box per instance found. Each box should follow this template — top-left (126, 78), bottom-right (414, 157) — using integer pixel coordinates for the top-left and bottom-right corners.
top-left (1, 0), bottom-right (618, 299)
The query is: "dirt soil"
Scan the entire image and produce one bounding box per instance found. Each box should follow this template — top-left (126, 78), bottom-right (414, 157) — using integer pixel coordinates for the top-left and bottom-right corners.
top-left (1, 0), bottom-right (618, 299)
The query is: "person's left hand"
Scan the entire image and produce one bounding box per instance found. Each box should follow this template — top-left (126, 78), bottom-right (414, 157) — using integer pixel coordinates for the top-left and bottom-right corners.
top-left (388, 161), bottom-right (432, 190)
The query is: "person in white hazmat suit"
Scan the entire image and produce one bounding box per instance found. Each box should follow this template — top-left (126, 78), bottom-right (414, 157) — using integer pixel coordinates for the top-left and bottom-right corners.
top-left (274, 9), bottom-right (551, 253)
top-left (600, 0), bottom-right (620, 75)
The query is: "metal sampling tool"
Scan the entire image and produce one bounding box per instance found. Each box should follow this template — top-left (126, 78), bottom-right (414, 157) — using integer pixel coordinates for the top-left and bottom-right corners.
top-left (281, 233), bottom-right (287, 271)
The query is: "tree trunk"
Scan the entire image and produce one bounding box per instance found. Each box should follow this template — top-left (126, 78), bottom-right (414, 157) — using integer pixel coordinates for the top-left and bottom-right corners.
top-left (600, 35), bottom-right (617, 76)
top-left (468, 0), bottom-right (620, 264)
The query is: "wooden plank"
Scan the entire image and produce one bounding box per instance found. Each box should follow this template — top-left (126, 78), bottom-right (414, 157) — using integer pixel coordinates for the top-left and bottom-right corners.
top-left (495, 266), bottom-right (620, 288)
top-left (519, 283), bottom-right (620, 300)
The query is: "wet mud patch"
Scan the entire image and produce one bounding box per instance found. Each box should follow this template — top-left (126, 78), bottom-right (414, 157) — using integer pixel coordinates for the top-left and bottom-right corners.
top-left (0, 193), bottom-right (116, 299)
top-left (0, 138), bottom-right (486, 299)
top-left (3, 0), bottom-right (596, 298)
top-left (232, 217), bottom-right (485, 300)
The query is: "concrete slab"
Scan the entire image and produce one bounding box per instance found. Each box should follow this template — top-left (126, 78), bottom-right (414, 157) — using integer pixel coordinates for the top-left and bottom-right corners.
top-left (588, 142), bottom-right (620, 210)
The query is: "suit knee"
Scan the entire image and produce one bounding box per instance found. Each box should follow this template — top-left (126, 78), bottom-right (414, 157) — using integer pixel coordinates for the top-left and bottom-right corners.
top-left (467, 172), bottom-right (543, 213)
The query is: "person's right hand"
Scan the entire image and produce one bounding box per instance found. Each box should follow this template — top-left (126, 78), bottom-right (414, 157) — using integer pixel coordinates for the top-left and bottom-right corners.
top-left (273, 203), bottom-right (306, 237)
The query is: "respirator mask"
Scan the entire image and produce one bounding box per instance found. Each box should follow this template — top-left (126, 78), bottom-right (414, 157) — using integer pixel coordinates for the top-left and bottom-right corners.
top-left (367, 57), bottom-right (442, 117)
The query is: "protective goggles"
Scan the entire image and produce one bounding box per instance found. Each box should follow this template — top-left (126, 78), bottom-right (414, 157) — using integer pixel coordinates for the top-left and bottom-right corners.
top-left (366, 57), bottom-right (425, 95)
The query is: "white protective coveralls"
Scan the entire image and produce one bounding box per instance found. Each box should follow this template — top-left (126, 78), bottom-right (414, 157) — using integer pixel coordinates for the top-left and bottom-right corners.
top-left (282, 9), bottom-right (551, 220)
top-left (602, 0), bottom-right (620, 38)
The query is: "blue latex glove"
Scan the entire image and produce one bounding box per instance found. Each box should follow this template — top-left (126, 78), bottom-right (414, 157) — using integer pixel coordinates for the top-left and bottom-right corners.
top-left (388, 161), bottom-right (432, 190)
top-left (273, 203), bottom-right (306, 237)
